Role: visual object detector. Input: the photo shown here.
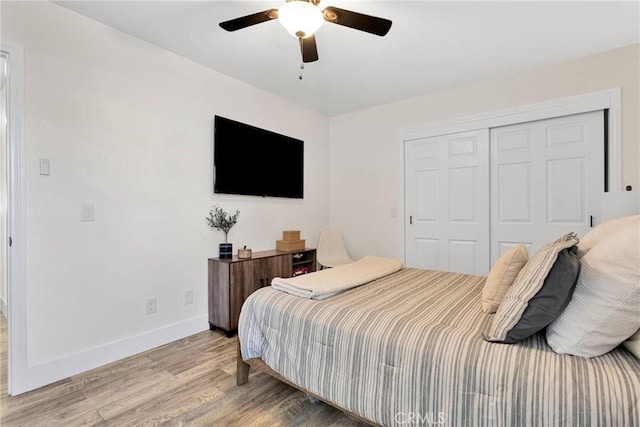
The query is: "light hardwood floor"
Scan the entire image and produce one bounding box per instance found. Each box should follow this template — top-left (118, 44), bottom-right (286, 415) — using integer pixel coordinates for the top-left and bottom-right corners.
top-left (0, 316), bottom-right (367, 426)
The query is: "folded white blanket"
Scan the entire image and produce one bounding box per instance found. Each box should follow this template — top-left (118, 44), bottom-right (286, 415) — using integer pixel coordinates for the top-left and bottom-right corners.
top-left (271, 255), bottom-right (403, 300)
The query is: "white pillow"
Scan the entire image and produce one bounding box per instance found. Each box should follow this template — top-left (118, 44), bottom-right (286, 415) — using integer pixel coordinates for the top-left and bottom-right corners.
top-left (623, 329), bottom-right (640, 359)
top-left (482, 245), bottom-right (529, 313)
top-left (546, 221), bottom-right (640, 357)
top-left (577, 214), bottom-right (639, 258)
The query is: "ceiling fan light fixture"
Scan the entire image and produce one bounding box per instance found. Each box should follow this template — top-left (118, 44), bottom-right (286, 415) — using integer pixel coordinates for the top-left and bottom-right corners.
top-left (278, 0), bottom-right (324, 39)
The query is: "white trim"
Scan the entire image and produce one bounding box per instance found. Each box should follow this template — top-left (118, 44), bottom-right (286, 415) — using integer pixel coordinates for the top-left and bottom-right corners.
top-left (397, 133), bottom-right (406, 263)
top-left (607, 91), bottom-right (622, 191)
top-left (401, 88), bottom-right (622, 191)
top-left (1, 43), bottom-right (28, 396)
top-left (26, 315), bottom-right (208, 392)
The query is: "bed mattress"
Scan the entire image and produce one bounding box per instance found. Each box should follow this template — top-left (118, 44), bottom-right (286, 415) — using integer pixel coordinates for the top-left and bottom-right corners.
top-left (239, 268), bottom-right (640, 426)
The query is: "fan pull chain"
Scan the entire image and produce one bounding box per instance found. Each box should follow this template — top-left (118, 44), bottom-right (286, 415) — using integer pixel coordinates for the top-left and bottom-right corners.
top-left (299, 62), bottom-right (304, 80)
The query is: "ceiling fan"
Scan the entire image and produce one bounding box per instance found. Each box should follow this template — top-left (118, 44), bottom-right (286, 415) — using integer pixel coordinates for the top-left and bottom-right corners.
top-left (219, 0), bottom-right (392, 63)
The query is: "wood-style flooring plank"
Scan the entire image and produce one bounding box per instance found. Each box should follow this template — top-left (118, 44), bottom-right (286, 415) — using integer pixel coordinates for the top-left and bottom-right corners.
top-left (0, 314), bottom-right (368, 426)
top-left (71, 355), bottom-right (161, 392)
top-left (18, 407), bottom-right (106, 427)
top-left (2, 388), bottom-right (87, 426)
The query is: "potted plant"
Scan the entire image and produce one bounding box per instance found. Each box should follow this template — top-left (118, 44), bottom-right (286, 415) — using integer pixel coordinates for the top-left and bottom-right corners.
top-left (206, 205), bottom-right (240, 259)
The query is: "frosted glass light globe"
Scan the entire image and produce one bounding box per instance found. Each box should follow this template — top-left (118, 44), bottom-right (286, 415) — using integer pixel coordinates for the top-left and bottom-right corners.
top-left (278, 1), bottom-right (324, 38)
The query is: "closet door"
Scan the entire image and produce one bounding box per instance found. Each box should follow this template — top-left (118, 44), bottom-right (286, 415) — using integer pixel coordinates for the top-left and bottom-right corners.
top-left (490, 111), bottom-right (604, 262)
top-left (405, 130), bottom-right (490, 275)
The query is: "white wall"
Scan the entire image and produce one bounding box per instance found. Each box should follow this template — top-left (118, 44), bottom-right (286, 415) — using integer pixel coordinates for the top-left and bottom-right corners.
top-left (1, 0), bottom-right (329, 385)
top-left (329, 44), bottom-right (640, 260)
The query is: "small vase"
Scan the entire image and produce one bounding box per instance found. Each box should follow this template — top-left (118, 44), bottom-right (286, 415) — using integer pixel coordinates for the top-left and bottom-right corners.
top-left (219, 243), bottom-right (233, 259)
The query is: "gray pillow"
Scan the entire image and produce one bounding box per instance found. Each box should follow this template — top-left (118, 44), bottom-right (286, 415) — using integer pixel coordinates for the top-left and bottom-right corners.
top-left (501, 247), bottom-right (580, 343)
top-left (483, 232), bottom-right (579, 343)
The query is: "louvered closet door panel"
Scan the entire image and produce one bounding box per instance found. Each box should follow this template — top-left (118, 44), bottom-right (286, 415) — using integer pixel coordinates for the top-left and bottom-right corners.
top-left (405, 130), bottom-right (490, 275)
top-left (490, 111), bottom-right (604, 263)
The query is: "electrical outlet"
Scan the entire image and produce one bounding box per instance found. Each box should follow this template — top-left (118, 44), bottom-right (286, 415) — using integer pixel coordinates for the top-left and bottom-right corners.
top-left (145, 298), bottom-right (157, 315)
top-left (184, 290), bottom-right (194, 305)
top-left (80, 203), bottom-right (95, 222)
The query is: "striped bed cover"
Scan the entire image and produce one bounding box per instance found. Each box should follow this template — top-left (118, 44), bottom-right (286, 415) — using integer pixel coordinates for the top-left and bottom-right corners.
top-left (238, 268), bottom-right (640, 426)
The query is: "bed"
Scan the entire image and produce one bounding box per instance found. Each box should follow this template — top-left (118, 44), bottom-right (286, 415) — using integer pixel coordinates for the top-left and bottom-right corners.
top-left (237, 267), bottom-right (640, 426)
top-left (237, 215), bottom-right (640, 426)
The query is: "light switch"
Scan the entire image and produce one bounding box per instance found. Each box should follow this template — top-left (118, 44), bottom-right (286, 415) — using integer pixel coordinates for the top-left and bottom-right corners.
top-left (39, 158), bottom-right (51, 175)
top-left (390, 208), bottom-right (397, 218)
top-left (80, 203), bottom-right (94, 222)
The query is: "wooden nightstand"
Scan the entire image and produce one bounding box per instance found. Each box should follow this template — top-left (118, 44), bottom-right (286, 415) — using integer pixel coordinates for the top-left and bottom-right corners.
top-left (208, 248), bottom-right (316, 337)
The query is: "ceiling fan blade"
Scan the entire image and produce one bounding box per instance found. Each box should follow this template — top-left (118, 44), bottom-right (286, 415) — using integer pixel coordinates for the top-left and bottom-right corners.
top-left (300, 35), bottom-right (319, 63)
top-left (323, 6), bottom-right (392, 36)
top-left (219, 9), bottom-right (278, 32)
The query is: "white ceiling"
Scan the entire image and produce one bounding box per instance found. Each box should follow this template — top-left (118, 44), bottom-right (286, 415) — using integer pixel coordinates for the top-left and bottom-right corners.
top-left (54, 1), bottom-right (640, 116)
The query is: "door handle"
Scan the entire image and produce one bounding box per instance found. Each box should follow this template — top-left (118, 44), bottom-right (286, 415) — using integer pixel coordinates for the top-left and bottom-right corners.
top-left (409, 215), bottom-right (413, 225)
top-left (590, 215), bottom-right (593, 228)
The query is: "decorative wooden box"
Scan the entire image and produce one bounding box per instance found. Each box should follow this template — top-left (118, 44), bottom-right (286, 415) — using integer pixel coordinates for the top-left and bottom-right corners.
top-left (283, 230), bottom-right (301, 241)
top-left (276, 230), bottom-right (304, 251)
top-left (276, 239), bottom-right (305, 251)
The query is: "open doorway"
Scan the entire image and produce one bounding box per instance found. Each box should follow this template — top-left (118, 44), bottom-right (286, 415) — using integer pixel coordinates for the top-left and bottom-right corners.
top-left (1, 51), bottom-right (8, 395)
top-left (1, 53), bottom-right (7, 315)
top-left (1, 44), bottom-right (27, 396)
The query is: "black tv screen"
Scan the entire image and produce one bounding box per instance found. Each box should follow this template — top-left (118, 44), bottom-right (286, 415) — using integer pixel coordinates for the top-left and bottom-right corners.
top-left (214, 116), bottom-right (304, 199)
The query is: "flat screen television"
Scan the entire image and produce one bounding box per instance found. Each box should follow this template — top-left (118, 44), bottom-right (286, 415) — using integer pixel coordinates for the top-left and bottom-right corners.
top-left (214, 116), bottom-right (304, 199)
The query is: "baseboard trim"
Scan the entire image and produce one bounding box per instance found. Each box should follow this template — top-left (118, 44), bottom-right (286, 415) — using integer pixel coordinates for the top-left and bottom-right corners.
top-left (24, 315), bottom-right (208, 393)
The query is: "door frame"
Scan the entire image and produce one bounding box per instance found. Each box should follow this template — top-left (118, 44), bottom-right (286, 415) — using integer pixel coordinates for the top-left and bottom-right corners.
top-left (2, 43), bottom-right (28, 395)
top-left (400, 88), bottom-right (622, 263)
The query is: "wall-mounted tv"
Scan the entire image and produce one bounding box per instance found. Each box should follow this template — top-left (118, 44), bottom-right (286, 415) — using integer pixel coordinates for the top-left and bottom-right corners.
top-left (214, 116), bottom-right (304, 199)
